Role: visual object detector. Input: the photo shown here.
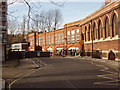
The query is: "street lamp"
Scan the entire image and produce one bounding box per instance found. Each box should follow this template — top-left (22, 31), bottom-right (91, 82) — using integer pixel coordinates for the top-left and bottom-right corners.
top-left (91, 20), bottom-right (94, 58)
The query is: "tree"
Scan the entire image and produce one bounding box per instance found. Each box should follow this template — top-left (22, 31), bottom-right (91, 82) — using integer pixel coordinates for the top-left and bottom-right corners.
top-left (46, 10), bottom-right (54, 32)
top-left (31, 9), bottom-right (63, 32)
top-left (52, 9), bottom-right (63, 30)
top-left (8, 18), bottom-right (18, 35)
top-left (8, 0), bottom-right (64, 32)
top-left (21, 16), bottom-right (27, 42)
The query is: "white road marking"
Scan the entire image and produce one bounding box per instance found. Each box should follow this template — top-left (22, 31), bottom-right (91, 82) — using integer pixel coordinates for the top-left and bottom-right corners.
top-left (66, 80), bottom-right (76, 88)
top-left (88, 60), bottom-right (119, 86)
top-left (8, 59), bottom-right (43, 90)
top-left (9, 67), bottom-right (42, 90)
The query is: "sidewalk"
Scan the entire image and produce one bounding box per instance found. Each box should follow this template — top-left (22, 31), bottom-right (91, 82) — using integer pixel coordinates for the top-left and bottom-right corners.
top-left (66, 56), bottom-right (120, 72)
top-left (2, 58), bottom-right (40, 89)
top-left (2, 58), bottom-right (39, 80)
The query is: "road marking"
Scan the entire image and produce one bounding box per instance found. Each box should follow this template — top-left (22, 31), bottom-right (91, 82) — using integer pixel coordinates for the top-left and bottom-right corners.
top-left (9, 67), bottom-right (41, 90)
top-left (66, 80), bottom-right (76, 88)
top-left (88, 60), bottom-right (119, 86)
top-left (8, 59), bottom-right (43, 90)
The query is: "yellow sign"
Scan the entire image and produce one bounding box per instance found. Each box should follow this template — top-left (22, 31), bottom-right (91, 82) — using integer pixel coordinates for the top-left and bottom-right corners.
top-left (79, 40), bottom-right (84, 45)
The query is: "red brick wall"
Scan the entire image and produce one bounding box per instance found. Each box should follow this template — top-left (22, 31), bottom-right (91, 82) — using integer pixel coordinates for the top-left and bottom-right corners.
top-left (28, 1), bottom-right (120, 60)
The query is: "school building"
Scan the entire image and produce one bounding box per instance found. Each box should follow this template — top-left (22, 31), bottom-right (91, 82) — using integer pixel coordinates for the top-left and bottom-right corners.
top-left (28, 0), bottom-right (120, 61)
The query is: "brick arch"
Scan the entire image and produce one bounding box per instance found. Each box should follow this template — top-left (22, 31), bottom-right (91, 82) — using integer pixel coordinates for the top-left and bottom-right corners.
top-left (110, 10), bottom-right (119, 24)
top-left (67, 45), bottom-right (79, 49)
top-left (92, 21), bottom-right (97, 40)
top-left (84, 25), bottom-right (87, 41)
top-left (97, 18), bottom-right (103, 39)
top-left (92, 20), bottom-right (98, 28)
top-left (110, 12), bottom-right (118, 37)
top-left (104, 15), bottom-right (111, 38)
top-left (97, 17), bottom-right (104, 27)
top-left (105, 14), bottom-right (111, 23)
top-left (55, 46), bottom-right (64, 49)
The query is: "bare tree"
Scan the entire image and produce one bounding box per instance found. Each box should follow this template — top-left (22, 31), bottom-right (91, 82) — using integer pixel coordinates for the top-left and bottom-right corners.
top-left (20, 16), bottom-right (27, 42)
top-left (7, 0), bottom-right (64, 31)
top-left (46, 10), bottom-right (54, 32)
top-left (31, 9), bottom-right (63, 32)
top-left (8, 18), bottom-right (18, 35)
top-left (52, 9), bottom-right (62, 30)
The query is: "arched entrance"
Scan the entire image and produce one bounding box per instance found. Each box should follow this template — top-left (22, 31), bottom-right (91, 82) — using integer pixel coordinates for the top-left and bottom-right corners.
top-left (68, 47), bottom-right (79, 56)
top-left (108, 50), bottom-right (115, 60)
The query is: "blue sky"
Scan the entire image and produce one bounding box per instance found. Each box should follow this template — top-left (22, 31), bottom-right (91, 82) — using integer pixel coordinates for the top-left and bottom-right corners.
top-left (8, 1), bottom-right (105, 28)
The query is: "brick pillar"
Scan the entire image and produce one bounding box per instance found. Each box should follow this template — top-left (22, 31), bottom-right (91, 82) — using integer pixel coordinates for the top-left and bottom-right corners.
top-left (53, 28), bottom-right (56, 55)
top-left (44, 30), bottom-right (47, 52)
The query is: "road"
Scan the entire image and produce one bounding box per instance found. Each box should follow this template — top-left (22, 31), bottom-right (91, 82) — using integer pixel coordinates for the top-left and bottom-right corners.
top-left (10, 57), bottom-right (119, 89)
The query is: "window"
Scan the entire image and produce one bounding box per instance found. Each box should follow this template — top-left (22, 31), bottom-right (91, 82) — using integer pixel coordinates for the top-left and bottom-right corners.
top-left (93, 22), bottom-right (96, 40)
top-left (88, 25), bottom-right (90, 41)
top-left (51, 36), bottom-right (54, 44)
top-left (71, 30), bottom-right (75, 43)
top-left (61, 33), bottom-right (64, 44)
top-left (105, 17), bottom-right (110, 38)
top-left (98, 20), bottom-right (102, 39)
top-left (39, 37), bottom-right (43, 46)
top-left (46, 36), bottom-right (50, 45)
top-left (67, 31), bottom-right (70, 43)
top-left (76, 29), bottom-right (80, 42)
top-left (49, 35), bottom-right (51, 45)
top-left (55, 34), bottom-right (57, 44)
top-left (112, 14), bottom-right (118, 37)
top-left (85, 26), bottom-right (87, 41)
top-left (58, 34), bottom-right (60, 44)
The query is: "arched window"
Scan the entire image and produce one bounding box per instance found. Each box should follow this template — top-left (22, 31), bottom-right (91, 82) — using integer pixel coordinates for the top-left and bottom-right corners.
top-left (112, 14), bottom-right (118, 37)
top-left (105, 17), bottom-right (110, 38)
top-left (93, 22), bottom-right (96, 40)
top-left (98, 20), bottom-right (102, 39)
top-left (88, 25), bottom-right (90, 41)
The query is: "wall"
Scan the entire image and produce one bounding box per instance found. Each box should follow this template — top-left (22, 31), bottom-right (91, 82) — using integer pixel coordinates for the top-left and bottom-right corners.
top-left (28, 1), bottom-right (120, 60)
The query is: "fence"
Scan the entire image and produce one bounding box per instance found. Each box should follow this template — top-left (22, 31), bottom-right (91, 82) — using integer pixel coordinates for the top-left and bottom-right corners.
top-left (7, 51), bottom-right (51, 60)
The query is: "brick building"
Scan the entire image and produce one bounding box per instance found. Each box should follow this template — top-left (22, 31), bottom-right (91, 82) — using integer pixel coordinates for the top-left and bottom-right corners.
top-left (28, 0), bottom-right (120, 61)
top-left (0, 0), bottom-right (7, 61)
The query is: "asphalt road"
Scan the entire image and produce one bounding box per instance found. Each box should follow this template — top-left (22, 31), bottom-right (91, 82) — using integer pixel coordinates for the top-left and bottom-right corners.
top-left (10, 57), bottom-right (119, 89)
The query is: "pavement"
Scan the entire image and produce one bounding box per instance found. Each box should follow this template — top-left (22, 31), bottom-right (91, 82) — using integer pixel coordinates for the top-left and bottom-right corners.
top-left (2, 58), bottom-right (42, 89)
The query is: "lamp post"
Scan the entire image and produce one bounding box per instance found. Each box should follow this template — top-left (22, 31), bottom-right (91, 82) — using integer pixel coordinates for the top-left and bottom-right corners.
top-left (91, 20), bottom-right (94, 58)
top-left (53, 28), bottom-right (55, 56)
